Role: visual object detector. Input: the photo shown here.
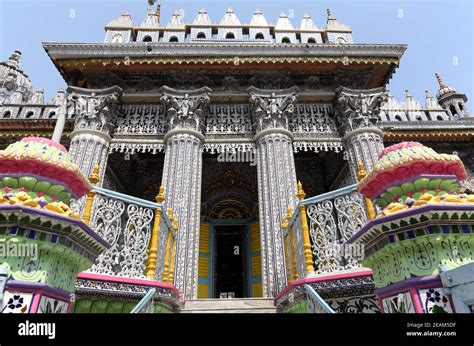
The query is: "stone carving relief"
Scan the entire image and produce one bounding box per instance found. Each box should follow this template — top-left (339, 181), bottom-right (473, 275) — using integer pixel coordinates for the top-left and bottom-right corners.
top-left (67, 85), bottom-right (123, 134)
top-left (248, 86), bottom-right (298, 132)
top-left (159, 86), bottom-right (211, 132)
top-left (335, 86), bottom-right (388, 136)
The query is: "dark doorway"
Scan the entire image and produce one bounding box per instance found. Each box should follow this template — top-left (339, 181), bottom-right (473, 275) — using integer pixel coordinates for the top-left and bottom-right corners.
top-left (214, 225), bottom-right (245, 298)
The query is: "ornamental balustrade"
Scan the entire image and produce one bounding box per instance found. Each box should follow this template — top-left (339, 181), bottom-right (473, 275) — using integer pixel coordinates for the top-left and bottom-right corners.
top-left (282, 182), bottom-right (370, 282)
top-left (79, 180), bottom-right (178, 284)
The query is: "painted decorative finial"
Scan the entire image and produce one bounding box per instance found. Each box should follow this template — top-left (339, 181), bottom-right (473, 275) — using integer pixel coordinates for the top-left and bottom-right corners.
top-left (173, 218), bottom-right (178, 231)
top-left (296, 181), bottom-right (306, 200)
top-left (435, 73), bottom-right (446, 88)
top-left (287, 207), bottom-right (292, 219)
top-left (156, 0), bottom-right (161, 21)
top-left (167, 207), bottom-right (173, 220)
top-left (88, 164), bottom-right (100, 185)
top-left (327, 8), bottom-right (334, 19)
top-left (357, 162), bottom-right (367, 182)
top-left (155, 184), bottom-right (165, 203)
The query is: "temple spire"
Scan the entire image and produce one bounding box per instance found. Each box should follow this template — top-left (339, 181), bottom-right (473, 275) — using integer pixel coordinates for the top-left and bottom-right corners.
top-left (155, 0), bottom-right (161, 21)
top-left (435, 73), bottom-right (447, 89)
top-left (327, 8), bottom-right (334, 20)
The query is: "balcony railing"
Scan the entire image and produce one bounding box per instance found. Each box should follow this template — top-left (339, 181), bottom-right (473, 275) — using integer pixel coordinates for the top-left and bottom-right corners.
top-left (283, 182), bottom-right (368, 281)
top-left (82, 185), bottom-right (177, 284)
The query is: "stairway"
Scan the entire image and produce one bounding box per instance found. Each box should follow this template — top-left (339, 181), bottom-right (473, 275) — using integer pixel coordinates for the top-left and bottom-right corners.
top-left (181, 298), bottom-right (278, 313)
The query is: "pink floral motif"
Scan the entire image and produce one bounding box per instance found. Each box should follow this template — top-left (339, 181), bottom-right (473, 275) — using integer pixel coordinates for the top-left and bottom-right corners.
top-left (378, 142), bottom-right (423, 159)
top-left (359, 142), bottom-right (467, 200)
top-left (21, 137), bottom-right (67, 153)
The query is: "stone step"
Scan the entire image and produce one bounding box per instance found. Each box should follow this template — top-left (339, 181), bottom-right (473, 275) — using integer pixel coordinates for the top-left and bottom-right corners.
top-left (182, 298), bottom-right (278, 313)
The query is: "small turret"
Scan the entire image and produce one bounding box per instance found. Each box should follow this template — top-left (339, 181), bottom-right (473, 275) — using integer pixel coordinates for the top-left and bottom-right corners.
top-left (325, 9), bottom-right (353, 44)
top-left (104, 12), bottom-right (133, 43)
top-left (435, 73), bottom-right (469, 118)
top-left (218, 7), bottom-right (243, 40)
top-left (275, 12), bottom-right (296, 43)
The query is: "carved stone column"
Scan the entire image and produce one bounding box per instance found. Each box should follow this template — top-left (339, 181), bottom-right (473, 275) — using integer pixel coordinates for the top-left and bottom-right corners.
top-left (67, 86), bottom-right (123, 184)
top-left (335, 87), bottom-right (388, 179)
top-left (159, 86), bottom-right (211, 299)
top-left (248, 86), bottom-right (299, 297)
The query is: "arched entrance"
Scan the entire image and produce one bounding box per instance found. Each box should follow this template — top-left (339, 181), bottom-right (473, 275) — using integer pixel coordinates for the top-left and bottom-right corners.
top-left (198, 169), bottom-right (262, 299)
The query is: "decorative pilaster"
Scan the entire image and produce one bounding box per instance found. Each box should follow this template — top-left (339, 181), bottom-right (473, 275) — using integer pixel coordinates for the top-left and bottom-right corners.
top-left (335, 87), bottom-right (388, 179)
top-left (248, 86), bottom-right (299, 297)
top-left (67, 86), bottom-right (123, 185)
top-left (159, 86), bottom-right (211, 299)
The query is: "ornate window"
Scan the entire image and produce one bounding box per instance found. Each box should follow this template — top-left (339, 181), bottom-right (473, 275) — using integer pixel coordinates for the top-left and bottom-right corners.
top-left (255, 32), bottom-right (264, 40)
top-left (112, 33), bottom-right (123, 43)
top-left (449, 105), bottom-right (457, 116)
top-left (225, 32), bottom-right (235, 39)
top-left (196, 32), bottom-right (206, 39)
top-left (143, 35), bottom-right (152, 42)
top-left (208, 200), bottom-right (251, 220)
top-left (281, 37), bottom-right (291, 44)
top-left (337, 37), bottom-right (346, 44)
top-left (307, 37), bottom-right (316, 44)
top-left (169, 36), bottom-right (179, 42)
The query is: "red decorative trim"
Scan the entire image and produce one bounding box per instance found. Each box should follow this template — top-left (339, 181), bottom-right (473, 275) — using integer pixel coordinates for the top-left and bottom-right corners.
top-left (274, 269), bottom-right (373, 301)
top-left (77, 272), bottom-right (181, 298)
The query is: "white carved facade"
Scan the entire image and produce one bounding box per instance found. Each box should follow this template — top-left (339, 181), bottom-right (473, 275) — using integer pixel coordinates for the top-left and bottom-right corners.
top-left (0, 3), bottom-right (471, 303)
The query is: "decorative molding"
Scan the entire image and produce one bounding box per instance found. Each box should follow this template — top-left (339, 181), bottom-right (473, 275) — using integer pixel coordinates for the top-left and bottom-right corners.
top-left (335, 86), bottom-right (388, 136)
top-left (248, 86), bottom-right (298, 132)
top-left (159, 86), bottom-right (211, 132)
top-left (68, 86), bottom-right (123, 135)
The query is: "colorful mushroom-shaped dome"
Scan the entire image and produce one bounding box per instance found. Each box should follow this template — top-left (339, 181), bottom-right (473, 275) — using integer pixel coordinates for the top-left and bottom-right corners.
top-left (0, 137), bottom-right (91, 218)
top-left (358, 142), bottom-right (467, 210)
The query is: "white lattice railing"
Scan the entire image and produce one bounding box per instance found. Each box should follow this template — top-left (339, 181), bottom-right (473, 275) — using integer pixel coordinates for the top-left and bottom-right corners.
top-left (283, 183), bottom-right (368, 282)
top-left (86, 187), bottom-right (176, 283)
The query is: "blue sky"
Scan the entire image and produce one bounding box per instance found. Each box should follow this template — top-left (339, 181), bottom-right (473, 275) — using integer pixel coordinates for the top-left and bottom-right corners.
top-left (0, 0), bottom-right (472, 103)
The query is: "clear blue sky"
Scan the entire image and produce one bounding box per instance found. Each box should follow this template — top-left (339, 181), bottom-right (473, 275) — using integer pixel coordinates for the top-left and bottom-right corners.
top-left (0, 0), bottom-right (472, 103)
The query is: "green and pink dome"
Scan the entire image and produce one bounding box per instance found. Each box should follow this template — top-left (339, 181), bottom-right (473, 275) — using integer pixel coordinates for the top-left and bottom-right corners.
top-left (359, 142), bottom-right (468, 209)
top-left (0, 137), bottom-right (91, 218)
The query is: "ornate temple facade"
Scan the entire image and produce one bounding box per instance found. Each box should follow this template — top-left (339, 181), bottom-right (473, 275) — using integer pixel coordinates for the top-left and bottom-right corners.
top-left (0, 2), bottom-right (473, 313)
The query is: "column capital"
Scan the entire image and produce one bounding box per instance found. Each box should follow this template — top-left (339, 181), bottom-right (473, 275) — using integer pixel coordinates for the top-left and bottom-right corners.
top-left (67, 85), bottom-right (123, 135)
top-left (159, 86), bottom-right (212, 133)
top-left (335, 86), bottom-right (388, 136)
top-left (247, 86), bottom-right (298, 132)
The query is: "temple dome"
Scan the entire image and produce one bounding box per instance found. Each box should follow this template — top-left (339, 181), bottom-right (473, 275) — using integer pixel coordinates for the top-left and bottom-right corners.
top-left (435, 73), bottom-right (457, 99)
top-left (358, 142), bottom-right (468, 210)
top-left (193, 8), bottom-right (212, 25)
top-left (167, 10), bottom-right (185, 29)
top-left (106, 12), bottom-right (133, 27)
top-left (250, 9), bottom-right (269, 27)
top-left (0, 137), bottom-right (91, 218)
top-left (220, 7), bottom-right (241, 26)
top-left (300, 12), bottom-right (318, 30)
top-left (275, 12), bottom-right (294, 30)
top-left (140, 7), bottom-right (160, 28)
top-left (0, 50), bottom-right (34, 104)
